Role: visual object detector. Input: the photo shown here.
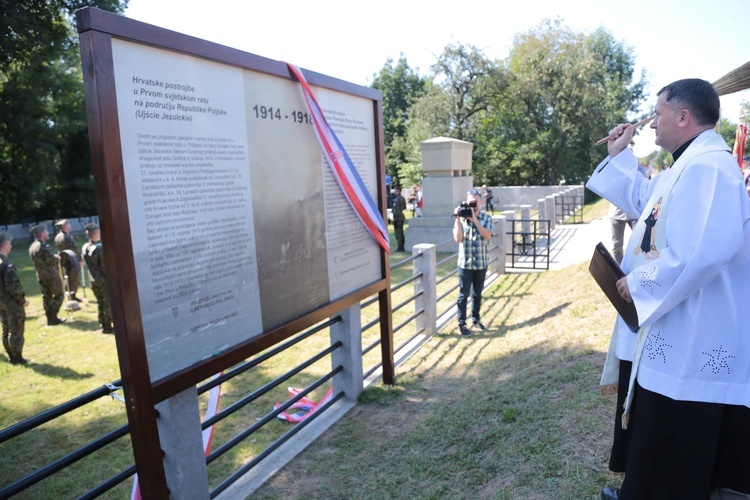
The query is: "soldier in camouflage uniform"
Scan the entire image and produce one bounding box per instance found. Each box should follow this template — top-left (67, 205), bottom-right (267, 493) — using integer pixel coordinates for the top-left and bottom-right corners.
top-left (81, 223), bottom-right (112, 334)
top-left (54, 219), bottom-right (81, 302)
top-left (0, 232), bottom-right (29, 365)
top-left (29, 225), bottom-right (65, 325)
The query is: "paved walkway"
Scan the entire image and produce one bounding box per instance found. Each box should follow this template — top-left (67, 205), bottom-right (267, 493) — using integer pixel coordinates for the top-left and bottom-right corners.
top-left (547, 216), bottom-right (613, 270)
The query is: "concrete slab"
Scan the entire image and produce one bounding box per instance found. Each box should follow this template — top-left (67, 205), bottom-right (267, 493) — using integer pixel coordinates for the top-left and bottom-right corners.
top-left (547, 217), bottom-right (612, 270)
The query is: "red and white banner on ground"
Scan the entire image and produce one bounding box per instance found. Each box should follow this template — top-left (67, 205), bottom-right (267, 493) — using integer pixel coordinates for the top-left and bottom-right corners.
top-left (274, 386), bottom-right (334, 423)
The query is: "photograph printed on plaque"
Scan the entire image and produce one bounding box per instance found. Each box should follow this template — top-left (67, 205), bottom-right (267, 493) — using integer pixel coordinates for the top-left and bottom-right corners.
top-left (244, 72), bottom-right (331, 330)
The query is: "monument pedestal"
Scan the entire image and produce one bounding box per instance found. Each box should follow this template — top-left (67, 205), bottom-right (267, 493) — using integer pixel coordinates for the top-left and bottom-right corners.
top-left (405, 137), bottom-right (474, 251)
top-left (405, 216), bottom-right (459, 250)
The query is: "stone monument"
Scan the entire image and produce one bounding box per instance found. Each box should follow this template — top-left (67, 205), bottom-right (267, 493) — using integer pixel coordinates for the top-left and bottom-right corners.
top-left (404, 137), bottom-right (474, 250)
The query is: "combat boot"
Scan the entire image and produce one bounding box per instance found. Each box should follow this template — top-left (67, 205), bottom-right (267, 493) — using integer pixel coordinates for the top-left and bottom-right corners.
top-left (47, 314), bottom-right (66, 326)
top-left (10, 355), bottom-right (28, 365)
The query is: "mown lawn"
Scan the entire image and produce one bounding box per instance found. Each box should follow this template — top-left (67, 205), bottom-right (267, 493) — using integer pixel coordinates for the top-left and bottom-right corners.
top-left (1, 199), bottom-right (613, 498)
top-left (255, 201), bottom-right (623, 500)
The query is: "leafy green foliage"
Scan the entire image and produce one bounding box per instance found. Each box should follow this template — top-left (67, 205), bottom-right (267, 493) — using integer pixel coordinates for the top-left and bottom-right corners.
top-left (406, 43), bottom-right (508, 158)
top-left (387, 21), bottom-right (647, 188)
top-left (371, 55), bottom-right (427, 186)
top-left (2, 11), bottom-right (653, 223)
top-left (483, 21), bottom-right (646, 185)
top-left (0, 0), bottom-right (128, 223)
top-left (426, 43), bottom-right (509, 143)
top-left (716, 116), bottom-right (738, 152)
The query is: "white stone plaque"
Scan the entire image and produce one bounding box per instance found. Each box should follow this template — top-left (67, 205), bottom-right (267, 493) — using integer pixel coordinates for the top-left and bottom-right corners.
top-left (110, 39), bottom-right (383, 381)
top-left (112, 39), bottom-right (262, 381)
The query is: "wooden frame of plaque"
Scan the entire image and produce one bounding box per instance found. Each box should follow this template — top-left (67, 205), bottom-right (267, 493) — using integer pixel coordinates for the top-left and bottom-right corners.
top-left (77, 7), bottom-right (393, 495)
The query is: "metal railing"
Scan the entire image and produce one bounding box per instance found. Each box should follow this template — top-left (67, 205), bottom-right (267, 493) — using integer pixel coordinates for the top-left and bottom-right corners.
top-left (1, 317), bottom-right (346, 498)
top-left (1, 231), bottom-right (503, 497)
top-left (555, 194), bottom-right (584, 224)
top-left (506, 219), bottom-right (551, 270)
top-left (361, 246), bottom-right (434, 380)
top-left (435, 243), bottom-right (460, 320)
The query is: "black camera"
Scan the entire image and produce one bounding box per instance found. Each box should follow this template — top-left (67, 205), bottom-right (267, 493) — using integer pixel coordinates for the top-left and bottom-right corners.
top-left (457, 201), bottom-right (477, 218)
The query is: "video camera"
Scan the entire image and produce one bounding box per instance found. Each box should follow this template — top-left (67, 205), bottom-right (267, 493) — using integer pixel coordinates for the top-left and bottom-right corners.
top-left (457, 201), bottom-right (477, 218)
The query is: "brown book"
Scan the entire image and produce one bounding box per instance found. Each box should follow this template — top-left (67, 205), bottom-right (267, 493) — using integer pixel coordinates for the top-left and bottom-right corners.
top-left (588, 242), bottom-right (639, 332)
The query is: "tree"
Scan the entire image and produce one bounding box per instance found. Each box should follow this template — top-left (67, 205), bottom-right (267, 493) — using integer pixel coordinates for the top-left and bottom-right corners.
top-left (410, 43), bottom-right (507, 144)
top-left (0, 0), bottom-right (128, 223)
top-left (394, 24), bottom-right (646, 187)
top-left (478, 20), bottom-right (646, 185)
top-left (371, 55), bottom-right (427, 186)
top-left (741, 100), bottom-right (750, 124)
top-left (401, 43), bottom-right (508, 187)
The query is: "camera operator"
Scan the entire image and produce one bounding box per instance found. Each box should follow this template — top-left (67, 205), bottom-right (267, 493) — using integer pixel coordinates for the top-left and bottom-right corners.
top-left (453, 189), bottom-right (493, 337)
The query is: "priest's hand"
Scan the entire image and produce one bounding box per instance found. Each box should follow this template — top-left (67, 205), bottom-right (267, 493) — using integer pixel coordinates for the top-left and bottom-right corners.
top-left (607, 123), bottom-right (636, 158)
top-left (616, 276), bottom-right (632, 303)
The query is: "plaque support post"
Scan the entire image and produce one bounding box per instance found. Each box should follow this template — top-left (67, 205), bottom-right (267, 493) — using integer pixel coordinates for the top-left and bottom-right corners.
top-left (330, 303), bottom-right (364, 400)
top-left (155, 386), bottom-right (210, 499)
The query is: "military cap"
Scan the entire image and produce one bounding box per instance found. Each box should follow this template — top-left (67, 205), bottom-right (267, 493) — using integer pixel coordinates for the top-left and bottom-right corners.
top-left (54, 219), bottom-right (68, 227)
top-left (84, 222), bottom-right (99, 232)
top-left (30, 224), bottom-right (47, 238)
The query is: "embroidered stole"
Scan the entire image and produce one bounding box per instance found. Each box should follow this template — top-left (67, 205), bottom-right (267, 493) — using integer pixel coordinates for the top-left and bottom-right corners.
top-left (607, 155), bottom-right (688, 428)
top-left (597, 134), bottom-right (733, 428)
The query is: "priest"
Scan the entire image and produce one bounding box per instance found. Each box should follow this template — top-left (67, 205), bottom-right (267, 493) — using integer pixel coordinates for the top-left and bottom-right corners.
top-left (587, 78), bottom-right (750, 499)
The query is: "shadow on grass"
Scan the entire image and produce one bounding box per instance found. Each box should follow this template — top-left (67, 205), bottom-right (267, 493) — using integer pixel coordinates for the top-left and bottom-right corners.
top-left (1, 352), bottom-right (95, 380)
top-left (439, 301), bottom-right (572, 340)
top-left (25, 361), bottom-right (95, 380)
top-left (438, 272), bottom-right (564, 340)
top-left (480, 301), bottom-right (572, 338)
top-left (256, 337), bottom-right (618, 499)
top-left (61, 318), bottom-right (104, 332)
top-left (0, 408), bottom-right (133, 499)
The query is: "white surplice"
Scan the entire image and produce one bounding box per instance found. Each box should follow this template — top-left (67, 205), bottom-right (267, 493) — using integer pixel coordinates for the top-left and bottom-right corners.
top-left (587, 129), bottom-right (750, 408)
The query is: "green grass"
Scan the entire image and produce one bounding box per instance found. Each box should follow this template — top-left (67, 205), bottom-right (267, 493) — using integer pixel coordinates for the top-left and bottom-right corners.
top-left (255, 226), bottom-right (620, 498)
top-left (1, 199), bottom-right (613, 498)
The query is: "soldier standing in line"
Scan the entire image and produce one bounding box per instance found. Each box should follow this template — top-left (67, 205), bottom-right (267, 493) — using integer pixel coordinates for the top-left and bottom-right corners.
top-left (0, 233), bottom-right (29, 365)
top-left (29, 225), bottom-right (66, 326)
top-left (81, 223), bottom-right (112, 334)
top-left (392, 185), bottom-right (407, 252)
top-left (54, 219), bottom-right (81, 302)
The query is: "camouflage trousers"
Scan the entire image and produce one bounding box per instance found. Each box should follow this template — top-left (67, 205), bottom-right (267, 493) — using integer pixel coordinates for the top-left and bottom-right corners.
top-left (61, 261), bottom-right (80, 297)
top-left (91, 282), bottom-right (112, 328)
top-left (39, 278), bottom-right (64, 318)
top-left (1, 302), bottom-right (25, 360)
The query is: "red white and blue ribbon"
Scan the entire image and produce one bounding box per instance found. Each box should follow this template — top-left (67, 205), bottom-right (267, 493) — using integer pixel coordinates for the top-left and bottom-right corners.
top-left (130, 373), bottom-right (223, 500)
top-left (286, 63), bottom-right (390, 254)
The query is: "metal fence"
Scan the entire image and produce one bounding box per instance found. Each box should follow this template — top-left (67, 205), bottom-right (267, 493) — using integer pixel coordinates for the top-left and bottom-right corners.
top-left (506, 219), bottom-right (551, 270)
top-left (0, 229), bottom-right (506, 498)
top-left (0, 317), bottom-right (347, 498)
top-left (555, 194), bottom-right (584, 224)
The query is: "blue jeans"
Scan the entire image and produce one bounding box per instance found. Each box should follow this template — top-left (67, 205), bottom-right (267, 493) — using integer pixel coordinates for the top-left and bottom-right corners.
top-left (457, 267), bottom-right (487, 327)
